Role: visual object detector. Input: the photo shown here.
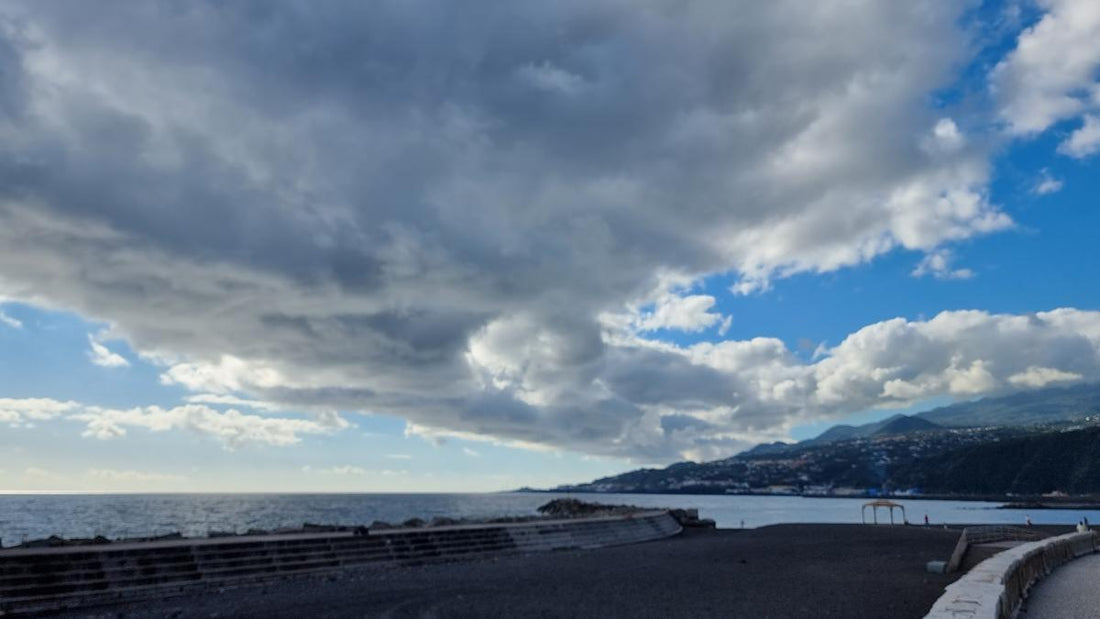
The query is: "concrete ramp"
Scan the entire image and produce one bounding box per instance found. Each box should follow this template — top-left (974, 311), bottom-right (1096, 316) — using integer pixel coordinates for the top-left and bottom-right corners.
top-left (0, 511), bottom-right (682, 615)
top-left (962, 540), bottom-right (1030, 572)
top-left (945, 525), bottom-right (1046, 574)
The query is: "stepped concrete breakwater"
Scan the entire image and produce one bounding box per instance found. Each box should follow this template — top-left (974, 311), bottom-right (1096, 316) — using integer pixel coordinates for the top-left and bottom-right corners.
top-left (0, 510), bottom-right (681, 615)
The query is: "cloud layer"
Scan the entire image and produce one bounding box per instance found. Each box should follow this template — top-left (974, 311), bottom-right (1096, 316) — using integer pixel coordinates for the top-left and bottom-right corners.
top-left (0, 1), bottom-right (1093, 462)
top-left (0, 397), bottom-right (78, 426)
top-left (72, 404), bottom-right (347, 448)
top-left (0, 397), bottom-right (346, 448)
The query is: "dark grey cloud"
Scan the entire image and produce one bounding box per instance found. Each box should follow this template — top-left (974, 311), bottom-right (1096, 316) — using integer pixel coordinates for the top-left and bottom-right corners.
top-left (0, 0), bottom-right (1064, 462)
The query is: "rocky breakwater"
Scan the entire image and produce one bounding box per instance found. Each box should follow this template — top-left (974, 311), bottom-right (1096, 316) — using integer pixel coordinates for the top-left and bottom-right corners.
top-left (536, 498), bottom-right (716, 530)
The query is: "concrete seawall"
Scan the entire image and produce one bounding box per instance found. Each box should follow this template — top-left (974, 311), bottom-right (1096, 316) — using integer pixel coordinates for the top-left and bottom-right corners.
top-left (0, 511), bottom-right (682, 615)
top-left (924, 530), bottom-right (1097, 619)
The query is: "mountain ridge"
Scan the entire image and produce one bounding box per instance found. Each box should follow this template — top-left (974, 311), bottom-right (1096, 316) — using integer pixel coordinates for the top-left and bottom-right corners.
top-left (553, 382), bottom-right (1100, 496)
top-left (765, 382), bottom-right (1100, 454)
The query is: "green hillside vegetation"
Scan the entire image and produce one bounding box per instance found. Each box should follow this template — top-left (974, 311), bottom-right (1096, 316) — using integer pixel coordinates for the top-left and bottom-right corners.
top-left (872, 414), bottom-right (941, 436)
top-left (891, 426), bottom-right (1100, 495)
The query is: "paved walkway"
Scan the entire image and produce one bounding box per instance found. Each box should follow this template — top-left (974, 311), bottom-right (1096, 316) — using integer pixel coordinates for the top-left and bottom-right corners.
top-left (1023, 553), bottom-right (1100, 618)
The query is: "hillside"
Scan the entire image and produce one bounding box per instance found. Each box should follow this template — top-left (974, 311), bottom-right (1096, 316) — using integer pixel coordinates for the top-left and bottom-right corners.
top-left (761, 382), bottom-right (1100, 453)
top-left (557, 423), bottom-right (1100, 497)
top-left (891, 426), bottom-right (1100, 495)
top-left (873, 414), bottom-right (940, 436)
top-left (805, 413), bottom-right (942, 444)
top-left (914, 382), bottom-right (1100, 427)
top-left (553, 383), bottom-right (1100, 497)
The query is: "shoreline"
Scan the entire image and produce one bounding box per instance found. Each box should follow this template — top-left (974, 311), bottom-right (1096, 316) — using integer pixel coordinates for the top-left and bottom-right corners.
top-left (0, 498), bottom-right (708, 552)
top-left (526, 488), bottom-right (1100, 508)
top-left (7, 516), bottom-right (1081, 617)
top-left (4, 493), bottom-right (1097, 545)
top-left (54, 523), bottom-right (981, 619)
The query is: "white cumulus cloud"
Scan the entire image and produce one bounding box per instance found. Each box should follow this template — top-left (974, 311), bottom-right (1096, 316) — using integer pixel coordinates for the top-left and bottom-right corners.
top-left (1008, 366), bottom-right (1082, 388)
top-left (1058, 114), bottom-right (1100, 158)
top-left (72, 404), bottom-right (347, 449)
top-left (912, 249), bottom-right (974, 280)
top-left (635, 294), bottom-right (726, 333)
top-left (991, 0), bottom-right (1100, 135)
top-left (0, 310), bottom-right (21, 328)
top-left (1034, 168), bottom-right (1064, 195)
top-left (928, 118), bottom-right (966, 152)
top-left (87, 334), bottom-right (130, 368)
top-left (0, 397), bottom-right (79, 426)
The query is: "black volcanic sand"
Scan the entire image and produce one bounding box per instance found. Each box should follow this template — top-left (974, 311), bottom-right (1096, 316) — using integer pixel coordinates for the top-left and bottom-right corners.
top-left (68, 524), bottom-right (989, 619)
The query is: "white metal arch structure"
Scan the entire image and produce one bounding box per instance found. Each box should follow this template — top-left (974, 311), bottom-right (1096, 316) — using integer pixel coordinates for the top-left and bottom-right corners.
top-left (862, 499), bottom-right (906, 525)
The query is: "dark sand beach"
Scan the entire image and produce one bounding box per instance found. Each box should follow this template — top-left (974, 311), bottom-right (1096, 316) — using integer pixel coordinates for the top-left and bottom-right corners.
top-left (63, 523), bottom-right (997, 618)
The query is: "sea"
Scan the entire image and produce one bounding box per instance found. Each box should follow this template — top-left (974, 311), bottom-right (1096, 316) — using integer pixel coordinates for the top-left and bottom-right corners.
top-left (1, 492), bottom-right (1098, 547)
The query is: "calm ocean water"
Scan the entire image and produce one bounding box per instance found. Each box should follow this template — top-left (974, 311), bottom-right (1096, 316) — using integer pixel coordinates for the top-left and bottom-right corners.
top-left (1, 492), bottom-right (1097, 546)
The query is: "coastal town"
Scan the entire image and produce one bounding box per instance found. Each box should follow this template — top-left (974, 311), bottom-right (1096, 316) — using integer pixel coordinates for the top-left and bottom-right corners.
top-left (552, 414), bottom-right (1100, 499)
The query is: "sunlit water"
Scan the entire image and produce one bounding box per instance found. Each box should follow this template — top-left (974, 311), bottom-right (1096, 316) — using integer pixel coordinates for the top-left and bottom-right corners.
top-left (1, 492), bottom-right (1096, 546)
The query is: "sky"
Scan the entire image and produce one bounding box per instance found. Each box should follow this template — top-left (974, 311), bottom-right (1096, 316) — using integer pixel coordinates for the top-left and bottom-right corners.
top-left (2, 0), bottom-right (1100, 492)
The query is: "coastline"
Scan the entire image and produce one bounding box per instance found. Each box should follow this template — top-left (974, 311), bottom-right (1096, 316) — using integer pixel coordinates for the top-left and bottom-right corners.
top-left (526, 488), bottom-right (1100, 509)
top-left (3, 494), bottom-right (1081, 618)
top-left (53, 523), bottom-right (976, 619)
top-left (4, 492), bottom-right (1098, 544)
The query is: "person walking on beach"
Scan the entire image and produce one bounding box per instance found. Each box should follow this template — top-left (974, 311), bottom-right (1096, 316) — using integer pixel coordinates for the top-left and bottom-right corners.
top-left (1026, 514), bottom-right (1033, 527)
top-left (923, 514), bottom-right (929, 526)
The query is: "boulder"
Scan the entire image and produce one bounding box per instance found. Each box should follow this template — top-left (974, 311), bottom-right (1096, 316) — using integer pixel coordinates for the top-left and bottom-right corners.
top-left (537, 498), bottom-right (642, 518)
top-left (668, 508), bottom-right (715, 529)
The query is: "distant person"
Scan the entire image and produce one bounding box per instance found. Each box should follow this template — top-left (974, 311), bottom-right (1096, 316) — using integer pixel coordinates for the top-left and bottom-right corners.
top-left (924, 514), bottom-right (929, 526)
top-left (1026, 515), bottom-right (1033, 527)
top-left (1077, 521), bottom-right (1087, 533)
top-left (1084, 517), bottom-right (1090, 530)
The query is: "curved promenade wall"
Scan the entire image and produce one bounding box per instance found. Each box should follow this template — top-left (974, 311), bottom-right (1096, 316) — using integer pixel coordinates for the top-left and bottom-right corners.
top-left (924, 530), bottom-right (1097, 619)
top-left (0, 511), bottom-right (682, 615)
